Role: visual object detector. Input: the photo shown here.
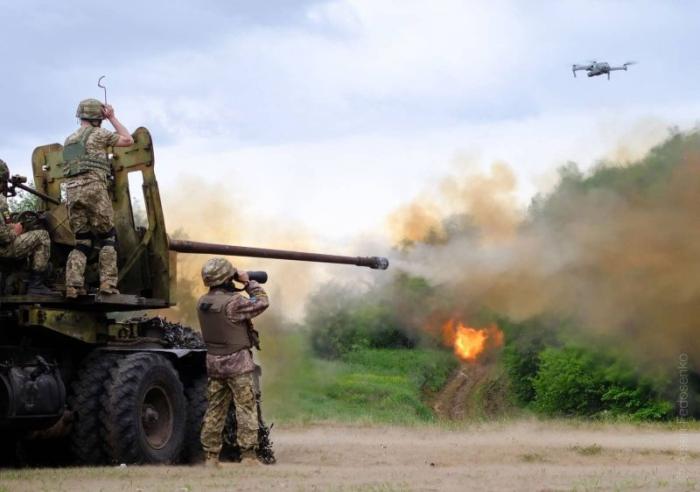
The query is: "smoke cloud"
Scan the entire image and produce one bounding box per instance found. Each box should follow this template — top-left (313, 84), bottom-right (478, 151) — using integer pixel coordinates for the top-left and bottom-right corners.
top-left (158, 175), bottom-right (328, 328)
top-left (390, 131), bottom-right (700, 364)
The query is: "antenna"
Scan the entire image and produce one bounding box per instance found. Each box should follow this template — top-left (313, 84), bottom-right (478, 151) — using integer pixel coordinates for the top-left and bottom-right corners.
top-left (97, 76), bottom-right (107, 104)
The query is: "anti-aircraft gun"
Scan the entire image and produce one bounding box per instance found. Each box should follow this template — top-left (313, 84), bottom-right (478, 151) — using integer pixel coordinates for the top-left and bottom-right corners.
top-left (0, 128), bottom-right (389, 466)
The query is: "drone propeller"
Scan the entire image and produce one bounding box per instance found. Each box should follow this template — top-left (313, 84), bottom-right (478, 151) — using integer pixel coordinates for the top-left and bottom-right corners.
top-left (623, 61), bottom-right (637, 66)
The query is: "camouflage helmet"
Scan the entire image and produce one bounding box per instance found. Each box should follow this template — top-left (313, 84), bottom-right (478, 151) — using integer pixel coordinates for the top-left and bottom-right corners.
top-left (75, 98), bottom-right (104, 121)
top-left (201, 257), bottom-right (237, 287)
top-left (0, 159), bottom-right (8, 182)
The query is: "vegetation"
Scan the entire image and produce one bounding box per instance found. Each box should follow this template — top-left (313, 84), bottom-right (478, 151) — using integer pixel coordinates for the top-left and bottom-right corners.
top-left (286, 130), bottom-right (700, 423)
top-left (7, 186), bottom-right (40, 213)
top-left (260, 332), bottom-right (456, 424)
top-left (306, 274), bottom-right (431, 359)
top-left (532, 346), bottom-right (672, 420)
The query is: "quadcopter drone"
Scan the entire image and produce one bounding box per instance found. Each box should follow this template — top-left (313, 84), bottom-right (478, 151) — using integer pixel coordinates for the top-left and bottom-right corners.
top-left (572, 60), bottom-right (636, 80)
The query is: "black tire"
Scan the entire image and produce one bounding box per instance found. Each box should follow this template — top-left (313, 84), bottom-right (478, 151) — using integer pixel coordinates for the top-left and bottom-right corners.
top-left (181, 375), bottom-right (207, 463)
top-left (68, 352), bottom-right (118, 465)
top-left (101, 353), bottom-right (186, 464)
top-left (17, 437), bottom-right (72, 468)
top-left (0, 433), bottom-right (18, 468)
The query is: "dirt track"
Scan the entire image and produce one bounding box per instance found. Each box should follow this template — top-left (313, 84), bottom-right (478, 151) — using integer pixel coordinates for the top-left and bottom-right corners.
top-left (0, 421), bottom-right (698, 491)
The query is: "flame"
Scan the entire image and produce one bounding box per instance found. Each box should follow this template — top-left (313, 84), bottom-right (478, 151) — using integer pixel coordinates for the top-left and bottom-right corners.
top-left (442, 320), bottom-right (504, 362)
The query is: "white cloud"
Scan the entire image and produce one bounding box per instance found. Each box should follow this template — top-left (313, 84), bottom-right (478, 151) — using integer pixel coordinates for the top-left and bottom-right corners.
top-left (3, 0), bottom-right (700, 248)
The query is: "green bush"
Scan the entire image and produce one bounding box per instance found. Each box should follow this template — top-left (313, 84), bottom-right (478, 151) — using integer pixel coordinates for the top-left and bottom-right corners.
top-left (532, 346), bottom-right (672, 420)
top-left (499, 316), bottom-right (562, 405)
top-left (306, 274), bottom-right (431, 358)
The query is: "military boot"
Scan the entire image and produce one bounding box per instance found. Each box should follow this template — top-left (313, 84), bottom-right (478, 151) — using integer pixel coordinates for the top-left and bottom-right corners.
top-left (239, 449), bottom-right (262, 466)
top-left (26, 272), bottom-right (58, 296)
top-left (204, 452), bottom-right (220, 468)
top-left (99, 282), bottom-right (120, 295)
top-left (65, 286), bottom-right (87, 299)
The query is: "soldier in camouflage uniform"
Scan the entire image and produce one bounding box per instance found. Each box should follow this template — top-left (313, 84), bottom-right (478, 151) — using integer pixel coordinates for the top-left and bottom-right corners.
top-left (0, 159), bottom-right (54, 295)
top-left (197, 257), bottom-right (269, 467)
top-left (63, 99), bottom-right (134, 298)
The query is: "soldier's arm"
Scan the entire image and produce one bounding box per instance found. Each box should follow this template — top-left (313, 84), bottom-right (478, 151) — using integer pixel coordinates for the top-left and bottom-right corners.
top-left (0, 223), bottom-right (17, 244)
top-left (224, 281), bottom-right (270, 323)
top-left (0, 200), bottom-right (18, 244)
top-left (102, 105), bottom-right (134, 147)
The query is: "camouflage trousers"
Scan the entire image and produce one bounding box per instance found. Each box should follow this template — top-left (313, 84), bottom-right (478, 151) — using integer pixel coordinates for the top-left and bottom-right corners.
top-left (65, 175), bottom-right (117, 288)
top-left (201, 371), bottom-right (259, 455)
top-left (0, 230), bottom-right (50, 272)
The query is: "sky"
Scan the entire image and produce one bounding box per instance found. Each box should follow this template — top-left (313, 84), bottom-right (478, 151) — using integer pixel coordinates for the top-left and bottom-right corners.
top-left (2, 0), bottom-right (700, 246)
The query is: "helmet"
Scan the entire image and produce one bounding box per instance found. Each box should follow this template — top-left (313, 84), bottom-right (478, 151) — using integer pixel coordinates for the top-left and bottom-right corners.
top-left (201, 257), bottom-right (237, 287)
top-left (0, 159), bottom-right (8, 182)
top-left (75, 98), bottom-right (104, 121)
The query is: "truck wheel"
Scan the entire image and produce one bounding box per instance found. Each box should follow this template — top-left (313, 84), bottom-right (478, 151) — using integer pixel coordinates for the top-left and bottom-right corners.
top-left (0, 434), bottom-right (18, 468)
top-left (101, 353), bottom-right (186, 464)
top-left (182, 376), bottom-right (207, 463)
top-left (68, 352), bottom-right (118, 464)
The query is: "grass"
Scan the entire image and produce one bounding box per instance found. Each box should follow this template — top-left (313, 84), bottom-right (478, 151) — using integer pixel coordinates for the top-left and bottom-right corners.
top-left (571, 444), bottom-right (603, 456)
top-left (259, 332), bottom-right (457, 425)
top-left (519, 452), bottom-right (548, 463)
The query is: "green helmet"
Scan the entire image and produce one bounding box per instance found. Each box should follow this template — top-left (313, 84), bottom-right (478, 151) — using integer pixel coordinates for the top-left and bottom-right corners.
top-left (75, 98), bottom-right (104, 121)
top-left (0, 159), bottom-right (8, 182)
top-left (201, 257), bottom-right (237, 287)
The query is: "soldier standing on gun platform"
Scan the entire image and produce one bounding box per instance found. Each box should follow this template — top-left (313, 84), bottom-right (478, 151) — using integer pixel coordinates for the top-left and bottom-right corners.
top-left (63, 99), bottom-right (133, 298)
top-left (198, 257), bottom-right (269, 467)
top-left (0, 160), bottom-right (54, 295)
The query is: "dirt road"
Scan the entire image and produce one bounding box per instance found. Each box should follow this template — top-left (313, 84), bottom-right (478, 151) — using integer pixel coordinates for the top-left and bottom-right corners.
top-left (0, 421), bottom-right (698, 491)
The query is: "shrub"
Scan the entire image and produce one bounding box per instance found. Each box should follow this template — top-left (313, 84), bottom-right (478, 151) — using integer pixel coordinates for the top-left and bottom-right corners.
top-left (306, 274), bottom-right (430, 359)
top-left (499, 317), bottom-right (562, 405)
top-left (532, 346), bottom-right (672, 420)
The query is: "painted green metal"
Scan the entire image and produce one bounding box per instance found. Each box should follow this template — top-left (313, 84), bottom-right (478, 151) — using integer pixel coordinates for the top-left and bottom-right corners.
top-left (18, 307), bottom-right (107, 343)
top-left (31, 127), bottom-right (172, 303)
top-left (14, 127), bottom-right (388, 342)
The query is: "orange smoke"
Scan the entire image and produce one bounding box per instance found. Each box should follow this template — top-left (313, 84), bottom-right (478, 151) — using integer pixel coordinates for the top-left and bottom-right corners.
top-left (442, 320), bottom-right (504, 362)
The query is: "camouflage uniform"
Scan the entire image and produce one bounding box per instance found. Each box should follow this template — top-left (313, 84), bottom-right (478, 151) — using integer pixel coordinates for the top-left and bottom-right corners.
top-left (199, 278), bottom-right (269, 458)
top-left (64, 127), bottom-right (120, 292)
top-left (0, 195), bottom-right (50, 272)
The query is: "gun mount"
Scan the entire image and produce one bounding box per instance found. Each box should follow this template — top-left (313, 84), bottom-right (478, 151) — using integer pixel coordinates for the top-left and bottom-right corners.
top-left (0, 127), bottom-right (387, 306)
top-left (0, 127), bottom-right (389, 467)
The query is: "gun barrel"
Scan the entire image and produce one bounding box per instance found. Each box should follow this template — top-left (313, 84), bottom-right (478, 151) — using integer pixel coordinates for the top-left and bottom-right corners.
top-left (15, 182), bottom-right (61, 206)
top-left (168, 238), bottom-right (389, 270)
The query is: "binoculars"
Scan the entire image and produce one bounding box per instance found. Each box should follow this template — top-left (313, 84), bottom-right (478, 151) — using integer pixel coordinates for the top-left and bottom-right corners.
top-left (236, 271), bottom-right (268, 284)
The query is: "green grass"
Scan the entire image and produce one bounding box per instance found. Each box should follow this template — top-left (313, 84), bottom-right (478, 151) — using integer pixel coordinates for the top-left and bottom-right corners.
top-left (571, 444), bottom-right (603, 456)
top-left (259, 333), bottom-right (457, 425)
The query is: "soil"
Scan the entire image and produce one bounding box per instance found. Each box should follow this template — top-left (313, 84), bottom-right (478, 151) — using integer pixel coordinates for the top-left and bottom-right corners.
top-left (1, 421), bottom-right (698, 491)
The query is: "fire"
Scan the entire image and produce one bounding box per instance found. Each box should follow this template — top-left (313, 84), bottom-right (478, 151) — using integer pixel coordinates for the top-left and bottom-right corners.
top-left (442, 320), bottom-right (504, 362)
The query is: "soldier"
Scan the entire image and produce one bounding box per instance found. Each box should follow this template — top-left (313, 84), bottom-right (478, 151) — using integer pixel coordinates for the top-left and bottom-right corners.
top-left (198, 257), bottom-right (269, 467)
top-left (0, 159), bottom-right (54, 295)
top-left (63, 99), bottom-right (134, 298)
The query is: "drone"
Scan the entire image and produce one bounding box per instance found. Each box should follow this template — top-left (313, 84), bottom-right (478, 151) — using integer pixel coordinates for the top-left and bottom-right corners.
top-left (572, 60), bottom-right (636, 80)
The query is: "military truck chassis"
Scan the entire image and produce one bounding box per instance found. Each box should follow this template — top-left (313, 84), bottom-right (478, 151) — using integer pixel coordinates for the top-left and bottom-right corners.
top-left (0, 296), bottom-right (211, 466)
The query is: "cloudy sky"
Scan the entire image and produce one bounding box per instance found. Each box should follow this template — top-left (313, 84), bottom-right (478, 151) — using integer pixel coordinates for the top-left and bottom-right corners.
top-left (2, 0), bottom-right (700, 245)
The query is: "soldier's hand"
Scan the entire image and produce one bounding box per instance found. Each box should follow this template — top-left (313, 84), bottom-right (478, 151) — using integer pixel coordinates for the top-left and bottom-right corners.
top-left (12, 223), bottom-right (23, 235)
top-left (102, 104), bottom-right (115, 119)
top-left (235, 270), bottom-right (250, 283)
